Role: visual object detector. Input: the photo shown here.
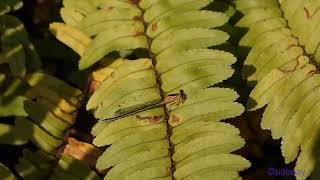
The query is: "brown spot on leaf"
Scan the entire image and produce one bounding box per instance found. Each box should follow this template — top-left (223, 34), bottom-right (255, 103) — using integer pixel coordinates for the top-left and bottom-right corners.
top-left (277, 67), bottom-right (293, 74)
top-left (165, 166), bottom-right (172, 176)
top-left (130, 0), bottom-right (140, 5)
top-left (286, 44), bottom-right (298, 50)
top-left (150, 116), bottom-right (163, 123)
top-left (105, 6), bottom-right (114, 12)
top-left (62, 137), bottom-right (103, 169)
top-left (151, 22), bottom-right (158, 32)
top-left (133, 32), bottom-right (143, 37)
top-left (133, 16), bottom-right (141, 21)
top-left (169, 115), bottom-right (183, 127)
top-left (307, 70), bottom-right (316, 77)
top-left (304, 7), bottom-right (320, 19)
top-left (171, 115), bottom-right (180, 123)
top-left (89, 80), bottom-right (101, 93)
top-left (304, 7), bottom-right (311, 19)
top-left (136, 115), bottom-right (163, 123)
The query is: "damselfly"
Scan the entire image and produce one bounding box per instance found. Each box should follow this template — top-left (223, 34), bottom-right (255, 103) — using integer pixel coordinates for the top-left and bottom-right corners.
top-left (102, 90), bottom-right (187, 122)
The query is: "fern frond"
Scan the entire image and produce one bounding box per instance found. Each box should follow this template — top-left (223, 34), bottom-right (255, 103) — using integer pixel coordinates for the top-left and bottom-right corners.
top-left (0, 73), bottom-right (82, 155)
top-left (0, 6), bottom-right (41, 116)
top-left (0, 15), bottom-right (41, 76)
top-left (0, 122), bottom-right (29, 145)
top-left (12, 72), bottom-right (82, 153)
top-left (279, 0), bottom-right (320, 63)
top-left (237, 0), bottom-right (320, 179)
top-left (0, 0), bottom-right (22, 15)
top-left (0, 2), bottom-right (99, 179)
top-left (0, 1), bottom-right (83, 154)
top-left (0, 163), bottom-right (16, 180)
top-left (50, 23), bottom-right (92, 56)
top-left (53, 0), bottom-right (250, 179)
top-left (15, 150), bottom-right (100, 180)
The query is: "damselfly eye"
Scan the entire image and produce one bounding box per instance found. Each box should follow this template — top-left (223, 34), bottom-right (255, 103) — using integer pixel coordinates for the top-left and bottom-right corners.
top-left (179, 89), bottom-right (187, 101)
